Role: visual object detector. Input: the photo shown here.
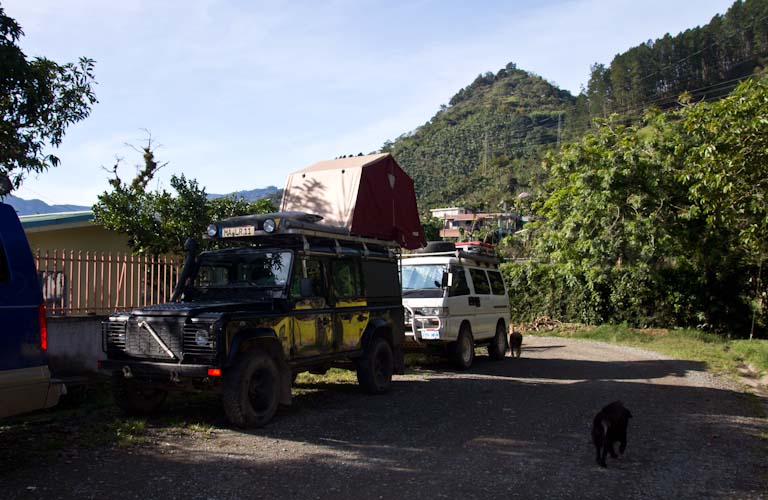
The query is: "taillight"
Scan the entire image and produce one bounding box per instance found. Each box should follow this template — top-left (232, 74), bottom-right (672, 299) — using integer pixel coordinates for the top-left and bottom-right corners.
top-left (207, 368), bottom-right (222, 377)
top-left (39, 303), bottom-right (48, 351)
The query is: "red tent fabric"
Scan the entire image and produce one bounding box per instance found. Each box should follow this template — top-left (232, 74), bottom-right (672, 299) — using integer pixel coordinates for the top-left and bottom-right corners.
top-left (281, 153), bottom-right (426, 249)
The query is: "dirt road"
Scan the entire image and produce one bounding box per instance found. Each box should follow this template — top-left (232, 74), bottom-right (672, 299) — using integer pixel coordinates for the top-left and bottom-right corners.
top-left (3, 336), bottom-right (767, 500)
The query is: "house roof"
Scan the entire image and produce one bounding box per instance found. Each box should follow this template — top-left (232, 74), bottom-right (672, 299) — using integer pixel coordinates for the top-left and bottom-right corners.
top-left (19, 210), bottom-right (94, 232)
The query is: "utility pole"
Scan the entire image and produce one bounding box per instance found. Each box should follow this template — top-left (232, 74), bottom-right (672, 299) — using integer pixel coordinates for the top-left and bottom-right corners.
top-left (557, 112), bottom-right (562, 147)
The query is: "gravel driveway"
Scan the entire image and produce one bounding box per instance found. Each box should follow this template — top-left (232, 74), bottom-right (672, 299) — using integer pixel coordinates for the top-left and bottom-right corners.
top-left (2, 336), bottom-right (766, 500)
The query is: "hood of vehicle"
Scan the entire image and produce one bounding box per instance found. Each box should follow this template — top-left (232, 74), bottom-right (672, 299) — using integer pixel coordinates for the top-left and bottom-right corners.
top-left (129, 300), bottom-right (277, 317)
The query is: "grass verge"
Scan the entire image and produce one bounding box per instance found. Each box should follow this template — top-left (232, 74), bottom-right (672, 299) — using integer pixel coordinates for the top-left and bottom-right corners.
top-left (542, 323), bottom-right (768, 378)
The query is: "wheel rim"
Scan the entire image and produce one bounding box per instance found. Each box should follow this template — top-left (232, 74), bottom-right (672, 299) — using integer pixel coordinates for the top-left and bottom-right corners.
top-left (248, 367), bottom-right (275, 413)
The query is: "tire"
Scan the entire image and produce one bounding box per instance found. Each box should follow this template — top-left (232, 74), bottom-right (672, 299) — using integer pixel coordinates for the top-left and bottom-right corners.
top-left (222, 349), bottom-right (280, 428)
top-left (112, 373), bottom-right (167, 416)
top-left (450, 326), bottom-right (474, 370)
top-left (357, 336), bottom-right (394, 394)
top-left (488, 321), bottom-right (508, 360)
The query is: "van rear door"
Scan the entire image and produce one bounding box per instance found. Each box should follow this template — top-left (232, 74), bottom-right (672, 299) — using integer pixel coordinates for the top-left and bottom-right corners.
top-left (0, 203), bottom-right (59, 418)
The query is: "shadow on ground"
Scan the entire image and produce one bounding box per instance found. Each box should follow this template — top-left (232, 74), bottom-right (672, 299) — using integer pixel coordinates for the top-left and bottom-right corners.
top-left (1, 352), bottom-right (765, 500)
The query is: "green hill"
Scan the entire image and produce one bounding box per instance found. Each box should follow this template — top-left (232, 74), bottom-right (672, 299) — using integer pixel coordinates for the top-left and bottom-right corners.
top-left (383, 64), bottom-right (575, 210)
top-left (387, 0), bottom-right (768, 212)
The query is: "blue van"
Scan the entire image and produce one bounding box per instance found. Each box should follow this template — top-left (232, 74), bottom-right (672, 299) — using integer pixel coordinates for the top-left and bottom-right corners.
top-left (0, 202), bottom-right (62, 418)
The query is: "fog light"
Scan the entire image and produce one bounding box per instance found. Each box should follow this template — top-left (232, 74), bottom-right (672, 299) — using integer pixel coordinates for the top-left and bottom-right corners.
top-left (263, 219), bottom-right (276, 233)
top-left (206, 224), bottom-right (218, 237)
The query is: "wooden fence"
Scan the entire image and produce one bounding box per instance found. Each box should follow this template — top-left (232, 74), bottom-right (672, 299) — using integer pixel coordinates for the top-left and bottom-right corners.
top-left (34, 250), bottom-right (182, 316)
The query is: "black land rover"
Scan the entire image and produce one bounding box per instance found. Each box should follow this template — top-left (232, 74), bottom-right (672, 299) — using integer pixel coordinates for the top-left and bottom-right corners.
top-left (101, 212), bottom-right (404, 427)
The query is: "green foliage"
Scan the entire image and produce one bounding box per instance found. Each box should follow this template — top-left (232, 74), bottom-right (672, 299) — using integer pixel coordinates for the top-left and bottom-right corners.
top-left (534, 112), bottom-right (686, 268)
top-left (680, 77), bottom-right (768, 261)
top-left (0, 7), bottom-right (97, 193)
top-left (501, 262), bottom-right (694, 327)
top-left (419, 216), bottom-right (443, 241)
top-left (93, 140), bottom-right (275, 255)
top-left (527, 73), bottom-right (768, 334)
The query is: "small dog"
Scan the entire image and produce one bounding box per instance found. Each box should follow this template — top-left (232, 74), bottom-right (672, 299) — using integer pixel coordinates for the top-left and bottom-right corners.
top-left (592, 401), bottom-right (632, 468)
top-left (508, 328), bottom-right (523, 358)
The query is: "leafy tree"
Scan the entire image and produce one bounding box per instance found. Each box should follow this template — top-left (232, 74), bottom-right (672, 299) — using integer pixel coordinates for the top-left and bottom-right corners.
top-left (534, 112), bottom-right (686, 269)
top-left (94, 138), bottom-right (275, 255)
top-left (680, 76), bottom-right (768, 335)
top-left (0, 7), bottom-right (97, 194)
top-left (680, 77), bottom-right (768, 262)
top-left (419, 216), bottom-right (443, 241)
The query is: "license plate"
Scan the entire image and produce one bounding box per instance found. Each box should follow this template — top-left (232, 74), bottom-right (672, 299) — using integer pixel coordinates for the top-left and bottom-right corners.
top-left (222, 225), bottom-right (255, 237)
top-left (421, 330), bottom-right (440, 340)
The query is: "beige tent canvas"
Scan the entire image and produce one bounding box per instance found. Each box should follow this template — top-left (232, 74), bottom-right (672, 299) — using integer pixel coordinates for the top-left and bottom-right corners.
top-left (280, 153), bottom-right (425, 249)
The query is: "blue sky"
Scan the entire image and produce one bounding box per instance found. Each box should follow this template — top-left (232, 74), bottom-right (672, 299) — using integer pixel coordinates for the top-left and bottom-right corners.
top-left (7, 0), bottom-right (735, 206)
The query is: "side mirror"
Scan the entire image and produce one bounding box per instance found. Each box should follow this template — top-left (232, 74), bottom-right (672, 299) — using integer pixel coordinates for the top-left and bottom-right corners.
top-left (300, 278), bottom-right (314, 298)
top-left (441, 272), bottom-right (453, 288)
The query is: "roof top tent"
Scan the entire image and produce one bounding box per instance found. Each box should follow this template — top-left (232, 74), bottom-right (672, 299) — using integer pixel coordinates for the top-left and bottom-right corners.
top-left (280, 153), bottom-right (426, 250)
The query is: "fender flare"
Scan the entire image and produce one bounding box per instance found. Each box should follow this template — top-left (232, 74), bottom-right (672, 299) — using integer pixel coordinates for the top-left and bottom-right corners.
top-left (360, 318), bottom-right (393, 350)
top-left (226, 328), bottom-right (291, 405)
top-left (226, 328), bottom-right (279, 366)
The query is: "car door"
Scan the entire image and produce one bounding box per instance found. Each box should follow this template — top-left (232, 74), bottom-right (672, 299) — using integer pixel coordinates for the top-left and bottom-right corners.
top-left (290, 257), bottom-right (333, 357)
top-left (445, 265), bottom-right (473, 341)
top-left (467, 267), bottom-right (494, 339)
top-left (487, 269), bottom-right (511, 327)
top-left (330, 258), bottom-right (368, 352)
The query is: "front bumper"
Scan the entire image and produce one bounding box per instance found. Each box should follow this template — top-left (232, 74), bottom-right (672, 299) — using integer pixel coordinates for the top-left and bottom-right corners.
top-left (99, 359), bottom-right (213, 380)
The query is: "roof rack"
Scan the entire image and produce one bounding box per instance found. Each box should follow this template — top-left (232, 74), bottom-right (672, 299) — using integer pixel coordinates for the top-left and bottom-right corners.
top-left (204, 212), bottom-right (400, 262)
top-left (402, 249), bottom-right (500, 266)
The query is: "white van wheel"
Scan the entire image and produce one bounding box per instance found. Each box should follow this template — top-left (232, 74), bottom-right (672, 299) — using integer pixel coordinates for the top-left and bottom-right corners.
top-left (488, 321), bottom-right (508, 360)
top-left (450, 327), bottom-right (474, 370)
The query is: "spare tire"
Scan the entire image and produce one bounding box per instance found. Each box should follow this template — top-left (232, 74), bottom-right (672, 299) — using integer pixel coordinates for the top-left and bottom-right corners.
top-left (418, 241), bottom-right (456, 253)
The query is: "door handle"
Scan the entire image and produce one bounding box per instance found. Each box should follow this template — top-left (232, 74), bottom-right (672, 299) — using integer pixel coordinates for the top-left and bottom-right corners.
top-left (357, 314), bottom-right (367, 322)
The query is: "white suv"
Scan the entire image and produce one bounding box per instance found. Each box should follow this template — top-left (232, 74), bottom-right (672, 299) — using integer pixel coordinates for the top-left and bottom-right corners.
top-left (401, 242), bottom-right (511, 369)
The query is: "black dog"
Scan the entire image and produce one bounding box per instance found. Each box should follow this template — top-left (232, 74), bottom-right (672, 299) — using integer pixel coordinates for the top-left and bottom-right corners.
top-left (592, 401), bottom-right (632, 468)
top-left (508, 328), bottom-right (523, 358)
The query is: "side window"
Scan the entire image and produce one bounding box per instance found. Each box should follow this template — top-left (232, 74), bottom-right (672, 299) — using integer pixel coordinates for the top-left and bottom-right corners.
top-left (291, 258), bottom-right (325, 297)
top-left (488, 271), bottom-right (506, 295)
top-left (469, 269), bottom-right (491, 295)
top-left (362, 260), bottom-right (399, 298)
top-left (332, 259), bottom-right (361, 298)
top-left (449, 267), bottom-right (470, 296)
top-left (0, 240), bottom-right (9, 284)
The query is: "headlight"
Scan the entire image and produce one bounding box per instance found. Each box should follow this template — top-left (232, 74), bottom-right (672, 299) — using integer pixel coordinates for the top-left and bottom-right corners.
top-left (195, 329), bottom-right (212, 347)
top-left (206, 224), bottom-right (218, 237)
top-left (416, 307), bottom-right (447, 316)
top-left (263, 218), bottom-right (276, 233)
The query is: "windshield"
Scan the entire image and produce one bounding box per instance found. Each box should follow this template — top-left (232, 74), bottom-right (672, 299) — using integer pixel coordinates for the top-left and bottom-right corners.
top-left (185, 251), bottom-right (292, 301)
top-left (401, 264), bottom-right (446, 290)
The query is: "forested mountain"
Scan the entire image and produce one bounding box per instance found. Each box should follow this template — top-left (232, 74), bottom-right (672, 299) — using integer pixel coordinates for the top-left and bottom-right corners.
top-left (389, 0), bottom-right (768, 211)
top-left (3, 194), bottom-right (89, 215)
top-left (573, 0), bottom-right (768, 126)
top-left (384, 64), bottom-right (574, 209)
top-left (208, 186), bottom-right (279, 202)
